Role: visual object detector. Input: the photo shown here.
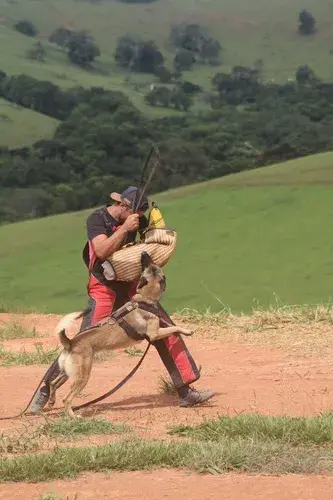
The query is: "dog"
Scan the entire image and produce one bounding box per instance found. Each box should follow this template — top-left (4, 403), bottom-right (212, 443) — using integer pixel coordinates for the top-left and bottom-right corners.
top-left (48, 251), bottom-right (193, 418)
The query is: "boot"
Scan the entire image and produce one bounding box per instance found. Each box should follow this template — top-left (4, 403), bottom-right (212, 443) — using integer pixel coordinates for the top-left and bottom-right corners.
top-left (178, 387), bottom-right (215, 407)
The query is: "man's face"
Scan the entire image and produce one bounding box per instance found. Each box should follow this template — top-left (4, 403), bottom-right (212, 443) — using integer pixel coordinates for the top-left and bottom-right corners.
top-left (118, 203), bottom-right (132, 223)
top-left (118, 203), bottom-right (145, 223)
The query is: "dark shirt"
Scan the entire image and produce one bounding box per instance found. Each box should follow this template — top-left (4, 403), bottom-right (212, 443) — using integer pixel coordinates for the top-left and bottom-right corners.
top-left (83, 206), bottom-right (148, 285)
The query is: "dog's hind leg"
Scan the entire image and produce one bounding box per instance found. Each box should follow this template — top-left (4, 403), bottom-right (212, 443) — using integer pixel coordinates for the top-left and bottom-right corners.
top-left (48, 373), bottom-right (68, 408)
top-left (62, 356), bottom-right (93, 418)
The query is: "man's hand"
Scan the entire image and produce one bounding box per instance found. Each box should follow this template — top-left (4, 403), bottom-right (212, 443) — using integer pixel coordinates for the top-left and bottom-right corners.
top-left (123, 213), bottom-right (140, 232)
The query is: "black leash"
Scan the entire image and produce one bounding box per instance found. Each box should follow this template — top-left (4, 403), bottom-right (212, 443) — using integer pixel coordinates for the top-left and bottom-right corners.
top-left (71, 310), bottom-right (180, 413)
top-left (0, 339), bottom-right (151, 420)
top-left (0, 306), bottom-right (172, 420)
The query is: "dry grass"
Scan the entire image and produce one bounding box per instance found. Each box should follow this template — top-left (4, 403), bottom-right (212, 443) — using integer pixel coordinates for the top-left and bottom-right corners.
top-left (157, 374), bottom-right (177, 396)
top-left (36, 492), bottom-right (78, 500)
top-left (174, 302), bottom-right (333, 357)
top-left (0, 344), bottom-right (59, 366)
top-left (0, 322), bottom-right (41, 341)
top-left (125, 346), bottom-right (144, 357)
top-left (0, 426), bottom-right (45, 455)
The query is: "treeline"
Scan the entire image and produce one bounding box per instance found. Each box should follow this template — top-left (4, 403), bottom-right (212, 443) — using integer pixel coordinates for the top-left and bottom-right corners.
top-left (0, 71), bottom-right (104, 120)
top-left (2, 63), bottom-right (333, 223)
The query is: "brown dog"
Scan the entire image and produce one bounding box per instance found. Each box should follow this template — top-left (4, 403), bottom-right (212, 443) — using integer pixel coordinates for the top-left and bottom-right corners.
top-left (48, 252), bottom-right (193, 418)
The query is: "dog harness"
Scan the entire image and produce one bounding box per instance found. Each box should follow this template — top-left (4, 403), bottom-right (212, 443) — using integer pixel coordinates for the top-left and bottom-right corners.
top-left (86, 299), bottom-right (162, 342)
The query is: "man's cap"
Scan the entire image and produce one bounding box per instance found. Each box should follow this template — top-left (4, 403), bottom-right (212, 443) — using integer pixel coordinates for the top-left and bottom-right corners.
top-left (110, 186), bottom-right (149, 212)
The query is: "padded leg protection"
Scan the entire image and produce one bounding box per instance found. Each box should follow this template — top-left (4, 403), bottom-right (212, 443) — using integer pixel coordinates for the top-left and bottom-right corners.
top-left (153, 303), bottom-right (201, 389)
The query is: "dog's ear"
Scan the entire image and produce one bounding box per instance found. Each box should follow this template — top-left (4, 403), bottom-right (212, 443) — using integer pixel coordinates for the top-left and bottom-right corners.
top-left (137, 276), bottom-right (148, 290)
top-left (141, 251), bottom-right (152, 270)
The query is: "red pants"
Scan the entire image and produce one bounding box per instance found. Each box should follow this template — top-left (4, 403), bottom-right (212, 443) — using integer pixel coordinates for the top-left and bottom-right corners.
top-left (80, 275), bottom-right (200, 388)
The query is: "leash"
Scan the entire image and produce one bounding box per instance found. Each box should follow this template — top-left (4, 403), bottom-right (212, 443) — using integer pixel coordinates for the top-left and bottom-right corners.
top-left (0, 339), bottom-right (151, 420)
top-left (72, 339), bottom-right (151, 412)
top-left (72, 313), bottom-right (173, 413)
top-left (0, 304), bottom-right (171, 420)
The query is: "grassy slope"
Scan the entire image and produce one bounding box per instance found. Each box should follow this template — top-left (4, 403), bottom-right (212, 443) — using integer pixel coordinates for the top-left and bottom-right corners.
top-left (0, 0), bottom-right (333, 120)
top-left (1, 0), bottom-right (333, 80)
top-left (0, 97), bottom-right (58, 147)
top-left (0, 0), bottom-right (332, 144)
top-left (1, 151), bottom-right (333, 314)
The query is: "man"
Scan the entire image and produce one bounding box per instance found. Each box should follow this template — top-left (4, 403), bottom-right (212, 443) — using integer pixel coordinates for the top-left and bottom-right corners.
top-left (28, 186), bottom-right (215, 413)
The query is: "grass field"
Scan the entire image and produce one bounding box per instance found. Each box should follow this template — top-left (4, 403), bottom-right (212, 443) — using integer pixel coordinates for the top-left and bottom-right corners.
top-left (0, 97), bottom-right (58, 147)
top-left (0, 0), bottom-right (333, 128)
top-left (1, 151), bottom-right (333, 314)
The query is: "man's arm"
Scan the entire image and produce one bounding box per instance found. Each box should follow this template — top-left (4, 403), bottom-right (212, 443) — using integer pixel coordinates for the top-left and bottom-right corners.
top-left (87, 212), bottom-right (139, 261)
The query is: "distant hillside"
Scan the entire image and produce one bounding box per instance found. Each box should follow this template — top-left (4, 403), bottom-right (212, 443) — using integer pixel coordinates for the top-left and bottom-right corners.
top-left (0, 0), bottom-right (333, 122)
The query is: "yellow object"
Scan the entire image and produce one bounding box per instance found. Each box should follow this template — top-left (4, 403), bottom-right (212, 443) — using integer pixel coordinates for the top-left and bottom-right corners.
top-left (148, 202), bottom-right (166, 229)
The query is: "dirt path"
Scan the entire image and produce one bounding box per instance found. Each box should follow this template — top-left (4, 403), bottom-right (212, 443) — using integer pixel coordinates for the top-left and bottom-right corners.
top-left (1, 471), bottom-right (333, 500)
top-left (1, 313), bottom-right (333, 498)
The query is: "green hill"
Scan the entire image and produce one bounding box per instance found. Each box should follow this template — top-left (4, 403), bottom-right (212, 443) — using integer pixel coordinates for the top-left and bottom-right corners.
top-left (1, 0), bottom-right (333, 126)
top-left (1, 152), bottom-right (333, 315)
top-left (0, 98), bottom-right (58, 148)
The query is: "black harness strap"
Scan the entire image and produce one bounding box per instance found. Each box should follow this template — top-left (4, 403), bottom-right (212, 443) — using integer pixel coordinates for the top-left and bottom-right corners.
top-left (136, 301), bottom-right (161, 317)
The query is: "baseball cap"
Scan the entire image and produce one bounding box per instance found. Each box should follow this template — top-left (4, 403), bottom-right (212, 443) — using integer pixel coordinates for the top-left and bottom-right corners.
top-left (110, 186), bottom-right (149, 212)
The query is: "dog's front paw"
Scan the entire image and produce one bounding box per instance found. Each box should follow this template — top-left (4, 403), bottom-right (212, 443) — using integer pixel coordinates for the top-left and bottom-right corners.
top-left (180, 328), bottom-right (194, 337)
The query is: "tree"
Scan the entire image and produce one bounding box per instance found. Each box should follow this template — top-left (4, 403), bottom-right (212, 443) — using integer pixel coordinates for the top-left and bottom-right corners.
top-left (296, 65), bottom-right (318, 84)
top-left (173, 49), bottom-right (195, 71)
top-left (145, 86), bottom-right (172, 108)
top-left (181, 81), bottom-right (202, 94)
top-left (212, 66), bottom-right (260, 104)
top-left (170, 23), bottom-right (221, 64)
top-left (132, 40), bottom-right (164, 73)
top-left (170, 89), bottom-right (193, 111)
top-left (298, 9), bottom-right (316, 35)
top-left (115, 36), bottom-right (137, 68)
top-left (49, 27), bottom-right (74, 48)
top-left (14, 20), bottom-right (38, 37)
top-left (67, 31), bottom-right (100, 68)
top-left (154, 66), bottom-right (173, 83)
top-left (115, 36), bottom-right (164, 74)
top-left (200, 38), bottom-right (221, 64)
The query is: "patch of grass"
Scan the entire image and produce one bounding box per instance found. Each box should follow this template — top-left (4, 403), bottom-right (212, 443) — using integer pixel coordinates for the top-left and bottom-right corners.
top-left (36, 492), bottom-right (78, 500)
top-left (0, 323), bottom-right (40, 341)
top-left (39, 417), bottom-right (128, 437)
top-left (169, 413), bottom-right (333, 446)
top-left (157, 374), bottom-right (177, 396)
top-left (124, 346), bottom-right (144, 357)
top-left (1, 437), bottom-right (333, 482)
top-left (0, 344), bottom-right (59, 366)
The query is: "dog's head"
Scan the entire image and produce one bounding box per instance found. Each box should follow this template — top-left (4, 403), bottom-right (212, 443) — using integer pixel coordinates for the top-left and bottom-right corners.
top-left (136, 251), bottom-right (166, 300)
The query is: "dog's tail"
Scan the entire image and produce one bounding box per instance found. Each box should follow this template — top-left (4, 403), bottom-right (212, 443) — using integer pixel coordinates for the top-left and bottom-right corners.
top-left (55, 309), bottom-right (89, 352)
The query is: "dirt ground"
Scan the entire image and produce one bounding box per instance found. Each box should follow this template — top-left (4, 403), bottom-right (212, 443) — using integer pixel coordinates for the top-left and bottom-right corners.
top-left (1, 312), bottom-right (333, 499)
